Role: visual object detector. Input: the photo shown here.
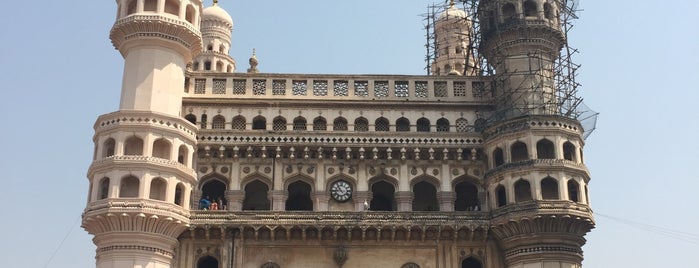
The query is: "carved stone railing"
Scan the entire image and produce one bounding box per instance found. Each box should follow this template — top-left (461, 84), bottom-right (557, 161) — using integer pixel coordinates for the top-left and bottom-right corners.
top-left (89, 155), bottom-right (196, 179)
top-left (482, 115), bottom-right (584, 140)
top-left (491, 200), bottom-right (593, 221)
top-left (110, 14), bottom-right (202, 58)
top-left (94, 110), bottom-right (198, 139)
top-left (484, 158), bottom-right (589, 178)
top-left (84, 199), bottom-right (191, 220)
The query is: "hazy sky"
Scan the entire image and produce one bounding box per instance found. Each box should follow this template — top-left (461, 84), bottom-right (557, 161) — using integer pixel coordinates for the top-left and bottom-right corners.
top-left (0, 0), bottom-right (697, 267)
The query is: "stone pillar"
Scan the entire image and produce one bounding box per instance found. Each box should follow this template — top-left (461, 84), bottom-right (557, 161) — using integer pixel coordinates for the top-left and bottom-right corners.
top-left (226, 190), bottom-right (244, 211)
top-left (353, 191), bottom-right (371, 211)
top-left (314, 191), bottom-right (329, 211)
top-left (438, 191), bottom-right (456, 212)
top-left (270, 190), bottom-right (287, 211)
top-left (395, 191), bottom-right (413, 212)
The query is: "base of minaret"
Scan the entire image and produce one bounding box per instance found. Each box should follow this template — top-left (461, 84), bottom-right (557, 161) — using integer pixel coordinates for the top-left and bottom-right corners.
top-left (94, 232), bottom-right (179, 268)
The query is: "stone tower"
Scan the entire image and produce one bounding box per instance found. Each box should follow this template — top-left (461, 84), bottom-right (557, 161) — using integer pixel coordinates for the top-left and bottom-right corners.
top-left (478, 0), bottom-right (594, 267)
top-left (431, 0), bottom-right (478, 76)
top-left (82, 0), bottom-right (203, 267)
top-left (193, 0), bottom-right (236, 72)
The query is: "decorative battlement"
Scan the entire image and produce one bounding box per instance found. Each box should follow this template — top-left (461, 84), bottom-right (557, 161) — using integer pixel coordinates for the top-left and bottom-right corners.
top-left (94, 110), bottom-right (198, 139)
top-left (89, 155), bottom-right (197, 181)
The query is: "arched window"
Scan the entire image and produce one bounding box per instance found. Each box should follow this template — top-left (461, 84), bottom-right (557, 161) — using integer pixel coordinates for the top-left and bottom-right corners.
top-left (212, 115), bottom-right (225, 129)
top-left (178, 145), bottom-right (188, 165)
top-left (567, 180), bottom-right (580, 202)
top-left (119, 176), bottom-right (140, 198)
top-left (252, 116), bottom-right (266, 130)
top-left (231, 116), bottom-right (246, 130)
top-left (563, 141), bottom-right (576, 161)
top-left (152, 138), bottom-right (171, 160)
top-left (219, 45), bottom-right (226, 53)
top-left (149, 178), bottom-right (167, 201)
top-left (402, 263), bottom-right (421, 268)
top-left (185, 4), bottom-right (196, 24)
top-left (124, 136), bottom-right (144, 155)
top-left (456, 118), bottom-right (468, 132)
top-left (493, 147), bottom-right (504, 167)
top-left (201, 179), bottom-right (227, 210)
top-left (585, 185), bottom-right (590, 204)
top-left (98, 177), bottom-right (110, 200)
top-left (175, 183), bottom-right (185, 206)
top-left (514, 179), bottom-right (532, 202)
top-left (396, 117), bottom-right (410, 132)
top-left (462, 257), bottom-right (483, 268)
top-left (370, 180), bottom-right (396, 211)
top-left (273, 116), bottom-right (287, 131)
top-left (436, 118), bottom-right (450, 132)
top-left (333, 117), bottom-right (348, 131)
top-left (184, 114), bottom-right (197, 125)
top-left (412, 181), bottom-right (439, 211)
top-left (261, 262), bottom-right (280, 268)
top-left (127, 0), bottom-right (137, 15)
top-left (313, 117), bottom-right (327, 131)
top-left (102, 138), bottom-right (115, 158)
top-left (354, 117), bottom-right (368, 132)
top-left (286, 181), bottom-right (313, 211)
top-left (496, 185), bottom-right (507, 207)
top-left (536, 139), bottom-right (555, 159)
top-left (544, 2), bottom-right (554, 19)
top-left (200, 114), bottom-right (208, 129)
top-left (215, 61), bottom-right (224, 72)
top-left (143, 0), bottom-right (157, 12)
top-left (455, 181), bottom-right (480, 211)
top-left (524, 0), bottom-right (538, 17)
top-left (375, 117), bottom-right (389, 131)
top-left (511, 141), bottom-right (529, 162)
top-left (197, 256), bottom-right (219, 268)
top-left (243, 180), bottom-right (270, 210)
top-left (164, 0), bottom-right (179, 16)
top-left (502, 3), bottom-right (516, 21)
top-left (204, 61), bottom-right (212, 71)
top-left (541, 177), bottom-right (559, 200)
top-left (293, 117), bottom-right (307, 131)
top-left (416, 118), bottom-right (430, 132)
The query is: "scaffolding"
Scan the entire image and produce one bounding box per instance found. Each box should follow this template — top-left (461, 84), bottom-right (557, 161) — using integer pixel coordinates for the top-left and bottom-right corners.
top-left (423, 0), bottom-right (597, 139)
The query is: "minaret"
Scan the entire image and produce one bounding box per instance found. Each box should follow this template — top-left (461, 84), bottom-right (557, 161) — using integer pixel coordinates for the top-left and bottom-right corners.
top-left (193, 0), bottom-right (236, 72)
top-left (478, 1), bottom-right (595, 267)
top-left (82, 0), bottom-right (202, 267)
top-left (431, 0), bottom-right (478, 76)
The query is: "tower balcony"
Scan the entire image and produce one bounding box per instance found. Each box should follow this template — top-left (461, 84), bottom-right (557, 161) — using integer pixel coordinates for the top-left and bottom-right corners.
top-left (110, 14), bottom-right (203, 61)
top-left (484, 158), bottom-right (589, 179)
top-left (82, 199), bottom-right (191, 236)
top-left (88, 155), bottom-right (197, 183)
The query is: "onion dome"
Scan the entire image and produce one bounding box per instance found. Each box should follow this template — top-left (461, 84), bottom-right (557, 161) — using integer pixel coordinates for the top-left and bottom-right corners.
top-left (438, 0), bottom-right (467, 20)
top-left (202, 0), bottom-right (233, 26)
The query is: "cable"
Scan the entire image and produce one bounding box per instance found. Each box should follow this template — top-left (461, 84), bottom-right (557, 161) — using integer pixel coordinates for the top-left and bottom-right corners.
top-left (594, 212), bottom-right (699, 246)
top-left (43, 215), bottom-right (81, 268)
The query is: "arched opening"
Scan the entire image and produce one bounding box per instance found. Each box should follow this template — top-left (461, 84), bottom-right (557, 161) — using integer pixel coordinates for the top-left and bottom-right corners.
top-left (536, 139), bottom-right (555, 159)
top-left (370, 180), bottom-right (396, 211)
top-left (354, 117), bottom-right (369, 132)
top-left (462, 257), bottom-right (483, 268)
top-left (567, 180), bottom-right (580, 202)
top-left (152, 138), bottom-right (171, 160)
top-left (514, 179), bottom-right (532, 202)
top-left (149, 178), bottom-right (167, 201)
top-left (185, 4), bottom-right (196, 24)
top-left (293, 117), bottom-right (307, 131)
top-left (200, 114), bottom-right (208, 129)
top-left (178, 145), bottom-right (188, 165)
top-left (396, 117), bottom-right (410, 132)
top-left (455, 181), bottom-right (480, 211)
top-left (496, 185), bottom-right (507, 207)
top-left (175, 183), bottom-right (185, 206)
top-left (119, 176), bottom-right (140, 198)
top-left (563, 141), bottom-right (576, 161)
top-left (313, 117), bottom-right (327, 131)
top-left (231, 116), bottom-right (246, 130)
top-left (207, 44), bottom-right (213, 51)
top-left (273, 116), bottom-right (287, 131)
top-left (226, 65), bottom-right (233, 73)
top-left (204, 61), bottom-right (212, 71)
top-left (252, 116), bottom-right (266, 130)
top-left (333, 117), bottom-right (348, 131)
top-left (544, 2), bottom-right (554, 19)
top-left (412, 181), bottom-right (439, 211)
top-left (416, 117), bottom-right (430, 132)
top-left (524, 0), bottom-right (538, 17)
top-left (375, 117), bottom-right (389, 131)
top-left (502, 3), bottom-right (516, 21)
top-left (196, 256), bottom-right (219, 268)
top-left (201, 179), bottom-right (227, 210)
top-left (215, 61), bottom-right (224, 72)
top-left (184, 114), bottom-right (197, 125)
top-left (541, 177), bottom-right (559, 200)
top-left (124, 136), bottom-right (144, 155)
top-left (127, 0), bottom-right (137, 15)
top-left (143, 0), bottom-right (157, 12)
top-left (164, 0), bottom-right (179, 16)
top-left (585, 185), bottom-right (590, 204)
top-left (436, 118), bottom-right (450, 132)
top-left (212, 115), bottom-right (225, 129)
top-left (402, 263), bottom-right (420, 268)
top-left (493, 147), bottom-right (504, 167)
top-left (510, 141), bottom-right (529, 162)
top-left (98, 177), bottom-right (110, 200)
top-left (456, 118), bottom-right (468, 132)
top-left (243, 180), bottom-right (270, 210)
top-left (219, 45), bottom-right (226, 53)
top-left (286, 181), bottom-right (313, 211)
top-left (102, 138), bottom-right (115, 158)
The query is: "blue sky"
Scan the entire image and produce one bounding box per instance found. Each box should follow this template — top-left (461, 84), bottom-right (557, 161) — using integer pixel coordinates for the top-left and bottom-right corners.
top-left (0, 0), bottom-right (697, 267)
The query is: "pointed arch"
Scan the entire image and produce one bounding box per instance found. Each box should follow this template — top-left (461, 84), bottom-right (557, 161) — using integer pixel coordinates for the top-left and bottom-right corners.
top-left (436, 118), bottom-right (450, 132)
top-left (456, 118), bottom-right (469, 132)
top-left (333, 117), bottom-right (348, 131)
top-left (454, 180), bottom-right (480, 211)
top-left (541, 177), bottom-right (559, 200)
top-left (200, 176), bottom-right (228, 210)
top-left (313, 116), bottom-right (327, 131)
top-left (273, 116), bottom-right (287, 131)
top-left (567, 179), bottom-right (580, 202)
top-left (184, 114), bottom-right (197, 125)
top-left (212, 115), bottom-right (225, 129)
top-left (196, 256), bottom-right (219, 268)
top-left (124, 136), bottom-right (144, 155)
top-left (293, 116), bottom-right (307, 131)
top-left (511, 141), bottom-right (529, 162)
top-left (149, 177), bottom-right (167, 201)
top-left (461, 257), bottom-right (483, 268)
top-left (416, 117), bottom-right (430, 132)
top-left (495, 185), bottom-right (507, 208)
top-left (177, 145), bottom-right (189, 165)
top-left (493, 147), bottom-right (504, 167)
top-left (119, 176), bottom-right (140, 198)
top-left (368, 175), bottom-right (398, 211)
top-left (152, 138), bottom-right (171, 160)
top-left (286, 180), bottom-right (313, 211)
top-left (396, 117), bottom-right (410, 132)
top-left (412, 180), bottom-right (439, 211)
top-left (175, 183), bottom-right (185, 206)
top-left (375, 117), bottom-right (389, 131)
top-left (98, 177), bottom-right (110, 200)
top-left (563, 141), bottom-right (576, 161)
top-left (354, 117), bottom-right (368, 132)
top-left (102, 138), bottom-right (115, 158)
top-left (185, 4), bottom-right (196, 24)
top-left (252, 115), bottom-right (266, 130)
top-left (502, 3), bottom-right (516, 21)
top-left (514, 179), bottom-right (533, 202)
top-left (524, 0), bottom-right (538, 17)
top-left (231, 115), bottom-right (246, 130)
top-left (243, 179), bottom-right (270, 210)
top-left (164, 0), bottom-right (179, 16)
top-left (200, 114), bottom-right (208, 129)
top-left (536, 138), bottom-right (555, 159)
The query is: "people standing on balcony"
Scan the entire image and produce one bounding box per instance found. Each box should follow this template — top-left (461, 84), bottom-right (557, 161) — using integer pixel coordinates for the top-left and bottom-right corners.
top-left (199, 196), bottom-right (211, 210)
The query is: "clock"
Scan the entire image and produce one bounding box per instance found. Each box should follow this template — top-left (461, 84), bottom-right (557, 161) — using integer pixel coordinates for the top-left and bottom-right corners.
top-left (330, 180), bottom-right (352, 202)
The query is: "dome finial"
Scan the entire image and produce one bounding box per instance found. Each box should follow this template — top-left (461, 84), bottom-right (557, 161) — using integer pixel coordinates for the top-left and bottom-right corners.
top-left (213, 0), bottom-right (218, 6)
top-left (449, 0), bottom-right (455, 8)
top-left (247, 48), bottom-right (259, 74)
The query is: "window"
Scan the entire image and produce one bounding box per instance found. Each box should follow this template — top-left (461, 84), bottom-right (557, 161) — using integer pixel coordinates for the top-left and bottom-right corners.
top-left (436, 118), bottom-right (450, 132)
top-left (149, 178), bottom-right (167, 201)
top-left (252, 116), bottom-right (266, 130)
top-left (201, 179), bottom-right (227, 210)
top-left (200, 114), bottom-right (208, 129)
top-left (461, 257), bottom-right (483, 268)
top-left (456, 118), bottom-right (469, 132)
top-left (243, 180), bottom-right (270, 210)
top-left (493, 148), bottom-right (504, 167)
top-left (143, 0), bottom-right (157, 12)
top-left (178, 145), bottom-right (188, 165)
top-left (286, 180), bottom-right (313, 211)
top-left (541, 177), bottom-right (559, 200)
top-left (164, 0), bottom-right (179, 16)
top-left (536, 139), bottom-right (555, 159)
top-left (563, 142), bottom-right (576, 161)
top-left (502, 3), bottom-right (516, 21)
top-left (273, 116), bottom-right (287, 131)
top-left (416, 118), bottom-right (430, 132)
top-left (124, 136), bottom-right (144, 155)
top-left (197, 256), bottom-right (219, 268)
top-left (293, 117), bottom-right (307, 131)
top-left (511, 141), bottom-right (528, 162)
top-left (567, 180), bottom-right (580, 202)
top-left (185, 4), bottom-right (195, 24)
top-left (184, 114), bottom-right (197, 125)
top-left (375, 117), bottom-right (389, 131)
top-left (524, 0), bottom-right (538, 17)
top-left (313, 117), bottom-right (327, 131)
top-left (544, 2), bottom-right (554, 19)
top-left (514, 179), bottom-right (532, 202)
top-left (454, 181), bottom-right (480, 211)
top-left (119, 176), bottom-right (140, 198)
top-left (370, 180), bottom-right (396, 211)
top-left (102, 138), bottom-right (115, 158)
top-left (496, 185), bottom-right (507, 207)
top-left (175, 183), bottom-right (185, 206)
top-left (412, 181), bottom-right (439, 211)
top-left (396, 117), bottom-right (410, 132)
top-left (212, 115), bottom-right (225, 129)
top-left (98, 177), bottom-right (110, 200)
top-left (152, 138), bottom-right (171, 160)
top-left (333, 117), bottom-right (348, 131)
top-left (232, 116), bottom-right (246, 130)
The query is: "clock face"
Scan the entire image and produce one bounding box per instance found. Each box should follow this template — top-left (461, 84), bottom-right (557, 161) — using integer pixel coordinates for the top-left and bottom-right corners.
top-left (330, 180), bottom-right (352, 202)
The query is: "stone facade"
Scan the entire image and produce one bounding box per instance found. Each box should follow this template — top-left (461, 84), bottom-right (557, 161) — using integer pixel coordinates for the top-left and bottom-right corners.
top-left (82, 1), bottom-right (594, 268)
